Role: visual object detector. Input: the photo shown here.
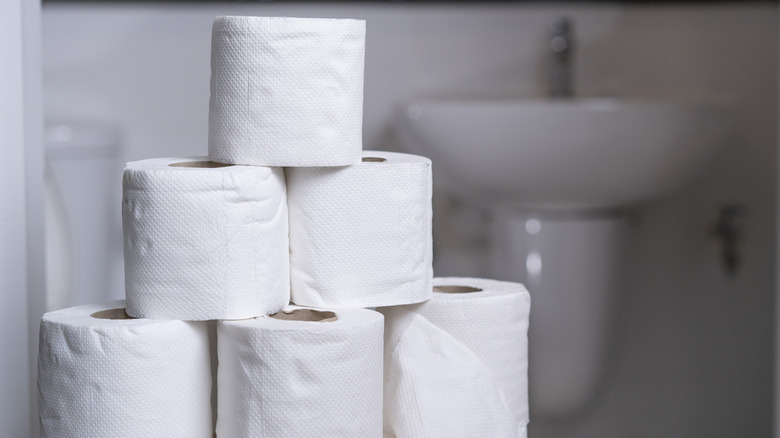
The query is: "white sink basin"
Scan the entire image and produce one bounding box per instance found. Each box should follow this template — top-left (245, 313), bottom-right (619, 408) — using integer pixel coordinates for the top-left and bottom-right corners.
top-left (396, 98), bottom-right (734, 209)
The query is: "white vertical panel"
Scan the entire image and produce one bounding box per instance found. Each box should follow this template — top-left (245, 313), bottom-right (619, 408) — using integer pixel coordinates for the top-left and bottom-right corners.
top-left (1, 0), bottom-right (43, 436)
top-left (0, 0), bottom-right (32, 436)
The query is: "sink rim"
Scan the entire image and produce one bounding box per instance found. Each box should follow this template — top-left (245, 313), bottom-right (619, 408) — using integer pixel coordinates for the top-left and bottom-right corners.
top-left (401, 96), bottom-right (735, 116)
top-left (396, 96), bottom-right (736, 210)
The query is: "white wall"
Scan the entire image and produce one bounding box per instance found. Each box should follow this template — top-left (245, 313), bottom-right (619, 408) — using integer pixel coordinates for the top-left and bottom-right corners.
top-left (42, 2), bottom-right (776, 437)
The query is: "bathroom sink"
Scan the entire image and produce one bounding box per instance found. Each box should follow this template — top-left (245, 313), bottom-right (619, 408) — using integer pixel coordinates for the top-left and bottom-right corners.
top-left (396, 98), bottom-right (734, 209)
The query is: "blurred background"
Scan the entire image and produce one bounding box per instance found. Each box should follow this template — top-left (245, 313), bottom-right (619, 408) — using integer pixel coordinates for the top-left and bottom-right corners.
top-left (32, 0), bottom-right (779, 437)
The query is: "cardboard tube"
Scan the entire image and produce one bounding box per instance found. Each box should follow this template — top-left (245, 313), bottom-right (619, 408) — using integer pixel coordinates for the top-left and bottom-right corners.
top-left (169, 161), bottom-right (232, 168)
top-left (270, 308), bottom-right (338, 323)
top-left (90, 308), bottom-right (134, 320)
top-left (432, 285), bottom-right (483, 293)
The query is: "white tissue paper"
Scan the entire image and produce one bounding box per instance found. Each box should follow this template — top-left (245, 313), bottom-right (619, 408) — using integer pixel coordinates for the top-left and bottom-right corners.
top-left (286, 150), bottom-right (432, 308)
top-left (217, 306), bottom-right (384, 438)
top-left (37, 301), bottom-right (212, 438)
top-left (379, 277), bottom-right (531, 438)
top-left (122, 157), bottom-right (289, 320)
top-left (208, 16), bottom-right (365, 167)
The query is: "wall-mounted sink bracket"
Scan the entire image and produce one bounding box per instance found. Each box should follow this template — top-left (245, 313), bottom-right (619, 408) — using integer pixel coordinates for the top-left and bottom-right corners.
top-left (711, 203), bottom-right (745, 276)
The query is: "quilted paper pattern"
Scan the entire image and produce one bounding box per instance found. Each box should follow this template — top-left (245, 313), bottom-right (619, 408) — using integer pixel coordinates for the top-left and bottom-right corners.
top-left (122, 157), bottom-right (289, 320)
top-left (37, 301), bottom-right (212, 438)
top-left (217, 307), bottom-right (384, 437)
top-left (286, 150), bottom-right (433, 308)
top-left (379, 277), bottom-right (531, 438)
top-left (208, 16), bottom-right (365, 167)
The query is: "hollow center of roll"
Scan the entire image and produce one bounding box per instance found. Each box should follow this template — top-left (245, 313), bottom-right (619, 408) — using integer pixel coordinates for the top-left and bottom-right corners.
top-left (433, 285), bottom-right (483, 293)
top-left (169, 161), bottom-right (233, 168)
top-left (362, 157), bottom-right (387, 163)
top-left (270, 309), bottom-right (338, 323)
top-left (90, 308), bottom-right (135, 319)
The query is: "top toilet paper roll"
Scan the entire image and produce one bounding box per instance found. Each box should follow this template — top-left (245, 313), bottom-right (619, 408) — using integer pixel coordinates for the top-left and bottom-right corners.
top-left (38, 301), bottom-right (212, 438)
top-left (286, 150), bottom-right (432, 308)
top-left (380, 277), bottom-right (531, 438)
top-left (208, 16), bottom-right (365, 167)
top-left (122, 157), bottom-right (289, 320)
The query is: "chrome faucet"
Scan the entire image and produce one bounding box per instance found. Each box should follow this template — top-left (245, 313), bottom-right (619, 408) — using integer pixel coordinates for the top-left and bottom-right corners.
top-left (548, 17), bottom-right (573, 98)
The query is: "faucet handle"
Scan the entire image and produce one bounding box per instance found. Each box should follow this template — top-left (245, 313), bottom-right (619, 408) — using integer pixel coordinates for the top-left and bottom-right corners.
top-left (549, 17), bottom-right (572, 53)
top-left (548, 17), bottom-right (572, 36)
top-left (547, 17), bottom-right (573, 98)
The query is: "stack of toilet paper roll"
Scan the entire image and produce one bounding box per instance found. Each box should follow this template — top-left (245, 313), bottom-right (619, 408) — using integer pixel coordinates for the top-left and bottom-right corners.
top-left (37, 14), bottom-right (530, 438)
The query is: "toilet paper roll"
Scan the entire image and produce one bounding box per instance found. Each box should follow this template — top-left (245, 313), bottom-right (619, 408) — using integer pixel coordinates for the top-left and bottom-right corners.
top-left (217, 306), bottom-right (384, 438)
top-left (122, 157), bottom-right (289, 320)
top-left (286, 150), bottom-right (432, 308)
top-left (208, 16), bottom-right (365, 167)
top-left (37, 301), bottom-right (212, 438)
top-left (379, 277), bottom-right (531, 438)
